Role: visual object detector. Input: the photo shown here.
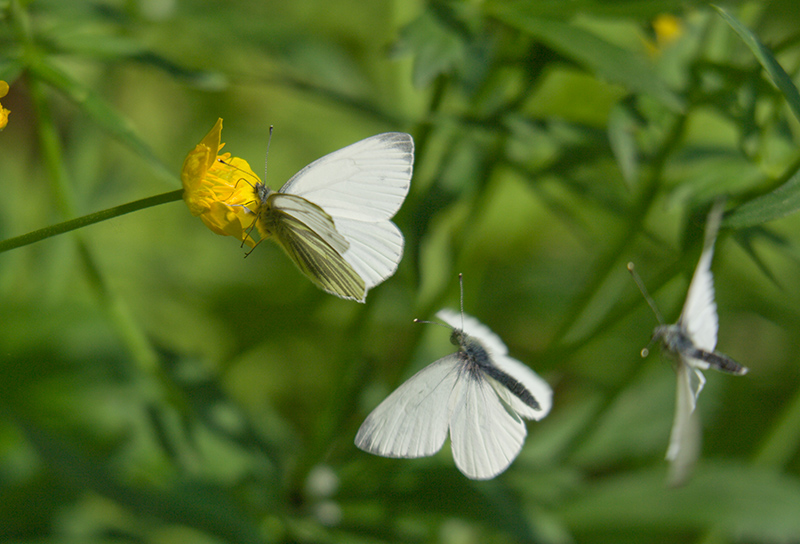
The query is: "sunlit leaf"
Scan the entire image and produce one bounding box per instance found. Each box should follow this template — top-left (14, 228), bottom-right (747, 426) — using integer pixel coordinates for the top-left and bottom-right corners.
top-left (714, 5), bottom-right (800, 124)
top-left (487, 8), bottom-right (685, 112)
top-left (30, 59), bottom-right (176, 184)
top-left (394, 10), bottom-right (465, 88)
top-left (724, 166), bottom-right (800, 228)
top-left (608, 100), bottom-right (640, 188)
top-left (560, 464), bottom-right (800, 541)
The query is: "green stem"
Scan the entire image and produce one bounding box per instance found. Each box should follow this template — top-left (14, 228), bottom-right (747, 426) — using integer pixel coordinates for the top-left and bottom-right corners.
top-left (754, 384), bottom-right (800, 468)
top-left (0, 189), bottom-right (184, 254)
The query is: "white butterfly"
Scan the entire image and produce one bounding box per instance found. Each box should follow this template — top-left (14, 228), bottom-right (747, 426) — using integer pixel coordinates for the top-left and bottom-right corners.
top-left (355, 301), bottom-right (552, 480)
top-left (253, 133), bottom-right (413, 302)
top-left (629, 200), bottom-right (748, 485)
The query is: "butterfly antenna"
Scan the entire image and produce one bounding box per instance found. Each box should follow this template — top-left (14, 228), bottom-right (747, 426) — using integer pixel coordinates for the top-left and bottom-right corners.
top-left (264, 125), bottom-right (273, 182)
top-left (216, 158), bottom-right (260, 188)
top-left (412, 318), bottom-right (452, 332)
top-left (627, 262), bottom-right (665, 325)
top-left (458, 273), bottom-right (466, 330)
top-left (640, 335), bottom-right (659, 358)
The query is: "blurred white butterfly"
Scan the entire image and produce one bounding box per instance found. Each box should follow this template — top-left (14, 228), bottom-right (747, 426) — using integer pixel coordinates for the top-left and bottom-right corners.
top-left (253, 132), bottom-right (413, 302)
top-left (629, 200), bottom-right (748, 486)
top-left (355, 278), bottom-right (552, 480)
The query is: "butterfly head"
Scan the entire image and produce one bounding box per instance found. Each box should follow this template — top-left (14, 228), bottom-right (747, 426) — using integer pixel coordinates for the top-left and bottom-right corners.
top-left (450, 328), bottom-right (468, 350)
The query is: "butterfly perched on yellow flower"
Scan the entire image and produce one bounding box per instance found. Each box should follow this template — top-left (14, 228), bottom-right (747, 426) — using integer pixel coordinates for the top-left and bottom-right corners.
top-left (182, 119), bottom-right (414, 302)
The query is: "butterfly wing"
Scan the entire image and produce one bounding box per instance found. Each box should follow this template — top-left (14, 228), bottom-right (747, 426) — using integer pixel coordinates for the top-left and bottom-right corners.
top-left (666, 362), bottom-right (704, 486)
top-left (280, 132), bottom-right (413, 222)
top-left (449, 368), bottom-right (527, 480)
top-left (331, 217), bottom-right (404, 290)
top-left (679, 202), bottom-right (724, 352)
top-left (355, 354), bottom-right (461, 458)
top-left (262, 194), bottom-right (366, 301)
top-left (279, 133), bottom-right (413, 294)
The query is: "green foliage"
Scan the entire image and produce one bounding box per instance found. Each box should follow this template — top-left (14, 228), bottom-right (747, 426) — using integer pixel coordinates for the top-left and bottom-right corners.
top-left (3, 0), bottom-right (800, 543)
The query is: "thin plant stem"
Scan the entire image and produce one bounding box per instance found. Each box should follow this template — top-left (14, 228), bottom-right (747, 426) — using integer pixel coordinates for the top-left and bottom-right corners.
top-left (0, 189), bottom-right (184, 253)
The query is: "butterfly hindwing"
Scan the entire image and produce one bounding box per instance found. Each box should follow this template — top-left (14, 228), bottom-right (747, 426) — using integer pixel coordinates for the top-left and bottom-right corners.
top-left (262, 194), bottom-right (366, 300)
top-left (448, 367), bottom-right (529, 480)
top-left (332, 217), bottom-right (404, 290)
top-left (666, 363), bottom-right (702, 486)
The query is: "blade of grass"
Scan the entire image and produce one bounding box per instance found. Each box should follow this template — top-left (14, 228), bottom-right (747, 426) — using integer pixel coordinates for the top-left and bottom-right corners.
top-left (488, 7), bottom-right (685, 112)
top-left (714, 5), bottom-right (800, 124)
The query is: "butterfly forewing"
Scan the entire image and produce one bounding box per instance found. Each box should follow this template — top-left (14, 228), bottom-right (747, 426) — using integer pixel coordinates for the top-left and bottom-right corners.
top-left (279, 133), bottom-right (413, 222)
top-left (679, 200), bottom-right (725, 352)
top-left (355, 355), bottom-right (461, 458)
top-left (679, 241), bottom-right (719, 353)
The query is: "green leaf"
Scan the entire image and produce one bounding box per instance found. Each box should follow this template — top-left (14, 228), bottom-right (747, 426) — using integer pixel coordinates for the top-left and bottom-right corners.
top-left (483, 0), bottom-right (700, 20)
top-left (394, 11), bottom-right (465, 88)
top-left (608, 100), bottom-right (640, 188)
top-left (559, 464), bottom-right (800, 541)
top-left (714, 5), bottom-right (800, 125)
top-left (487, 8), bottom-right (684, 112)
top-left (724, 165), bottom-right (800, 228)
top-left (30, 58), bottom-right (176, 184)
top-left (18, 422), bottom-right (265, 544)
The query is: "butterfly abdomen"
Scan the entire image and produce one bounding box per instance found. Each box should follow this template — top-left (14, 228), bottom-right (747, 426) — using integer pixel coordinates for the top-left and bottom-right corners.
top-left (688, 348), bottom-right (748, 375)
top-left (460, 335), bottom-right (541, 411)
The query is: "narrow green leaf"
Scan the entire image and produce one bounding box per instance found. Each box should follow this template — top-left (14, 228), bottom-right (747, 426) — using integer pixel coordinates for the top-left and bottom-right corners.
top-left (30, 58), bottom-right (177, 184)
top-left (608, 101), bottom-right (640, 188)
top-left (487, 9), bottom-right (684, 112)
top-left (18, 421), bottom-right (265, 544)
top-left (560, 464), bottom-right (800, 541)
top-left (724, 166), bottom-right (800, 228)
top-left (714, 5), bottom-right (800, 124)
top-left (394, 11), bottom-right (465, 88)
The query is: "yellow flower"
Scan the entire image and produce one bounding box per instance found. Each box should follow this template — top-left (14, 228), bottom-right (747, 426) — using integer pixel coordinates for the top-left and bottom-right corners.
top-left (644, 14), bottom-right (683, 57)
top-left (181, 118), bottom-right (260, 247)
top-left (0, 81), bottom-right (10, 130)
top-left (653, 14), bottom-right (682, 46)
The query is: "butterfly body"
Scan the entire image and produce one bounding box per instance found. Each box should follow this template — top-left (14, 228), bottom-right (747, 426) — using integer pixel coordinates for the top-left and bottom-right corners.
top-left (632, 200), bottom-right (748, 485)
top-left (251, 132), bottom-right (413, 302)
top-left (454, 330), bottom-right (542, 412)
top-left (355, 308), bottom-right (552, 480)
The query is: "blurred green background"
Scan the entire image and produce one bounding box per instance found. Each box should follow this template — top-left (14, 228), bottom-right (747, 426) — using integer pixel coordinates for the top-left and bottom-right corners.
top-left (4, 0), bottom-right (800, 542)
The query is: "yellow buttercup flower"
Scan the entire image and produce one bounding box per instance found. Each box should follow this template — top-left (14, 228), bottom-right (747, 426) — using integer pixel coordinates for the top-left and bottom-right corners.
top-left (0, 81), bottom-right (10, 130)
top-left (644, 14), bottom-right (683, 57)
top-left (181, 118), bottom-right (260, 247)
top-left (653, 14), bottom-right (683, 46)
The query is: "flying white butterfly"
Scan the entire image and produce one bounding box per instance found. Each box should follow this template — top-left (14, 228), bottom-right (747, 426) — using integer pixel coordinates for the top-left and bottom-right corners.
top-left (629, 200), bottom-right (748, 485)
top-left (355, 278), bottom-right (552, 480)
top-left (253, 132), bottom-right (413, 302)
